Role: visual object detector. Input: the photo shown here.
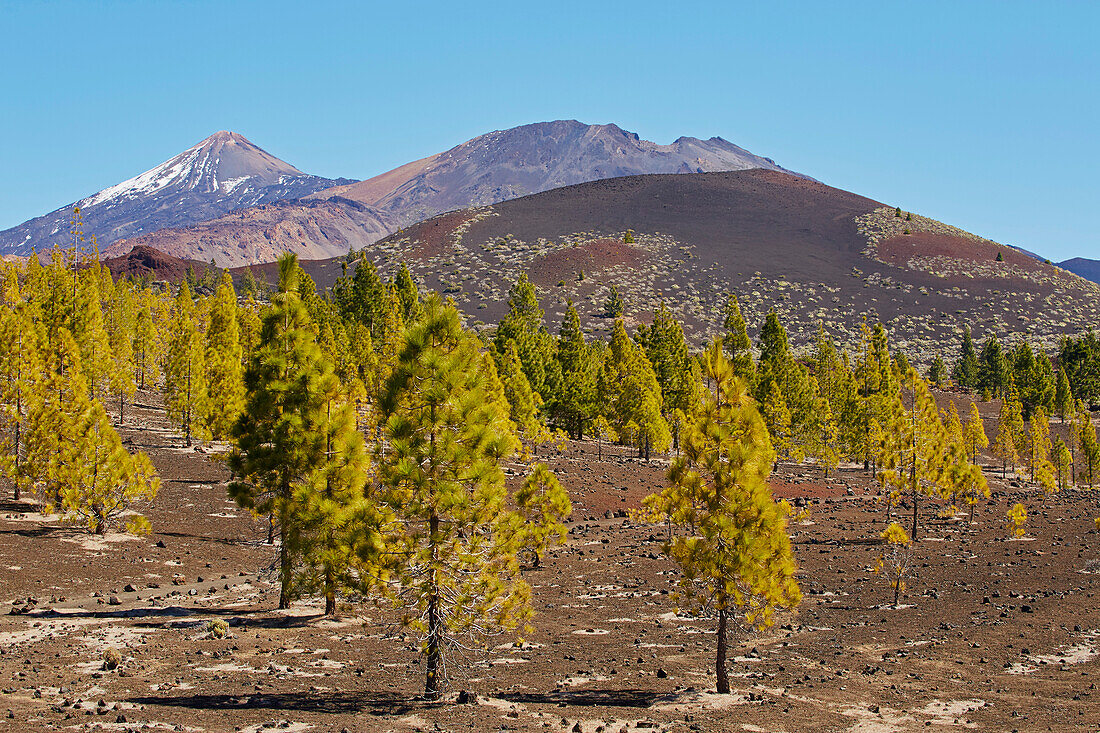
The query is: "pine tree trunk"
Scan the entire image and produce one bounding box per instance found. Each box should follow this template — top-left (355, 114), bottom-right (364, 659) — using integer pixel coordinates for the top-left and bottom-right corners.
top-left (911, 493), bottom-right (919, 541)
top-left (716, 606), bottom-right (730, 694)
top-left (324, 566), bottom-right (336, 616)
top-left (13, 420), bottom-right (20, 502)
top-left (278, 508), bottom-right (290, 610)
top-left (425, 512), bottom-right (442, 698)
top-left (893, 578), bottom-right (901, 608)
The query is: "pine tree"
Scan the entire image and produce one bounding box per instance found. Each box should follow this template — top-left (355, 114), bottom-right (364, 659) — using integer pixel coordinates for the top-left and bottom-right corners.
top-left (755, 311), bottom-right (813, 450)
top-left (378, 294), bottom-right (532, 698)
top-left (643, 343), bottom-right (800, 694)
top-left (637, 301), bottom-right (698, 417)
top-left (978, 336), bottom-right (1009, 398)
top-left (992, 386), bottom-right (1025, 479)
top-left (1079, 411), bottom-right (1100, 488)
top-left (393, 262), bottom-right (422, 323)
top-left (720, 293), bottom-right (755, 382)
top-left (1055, 369), bottom-right (1074, 423)
top-left (812, 381), bottom-right (840, 478)
top-left (1052, 437), bottom-right (1072, 490)
top-left (24, 329), bottom-right (85, 509)
top-left (0, 302), bottom-right (43, 501)
top-left (951, 326), bottom-right (980, 390)
top-left (875, 522), bottom-right (912, 608)
top-left (1026, 407), bottom-right (1052, 483)
top-left (597, 319), bottom-right (670, 459)
top-left (878, 369), bottom-right (948, 540)
top-left (104, 281), bottom-right (136, 424)
top-left (296, 368), bottom-right (375, 615)
top-left (163, 282), bottom-right (209, 446)
top-left (762, 379), bottom-right (796, 466)
top-left (131, 288), bottom-right (162, 391)
top-left (553, 301), bottom-right (596, 438)
top-left (204, 273), bottom-right (245, 439)
top-left (72, 267), bottom-right (112, 402)
top-left (495, 273), bottom-right (556, 401)
top-left (928, 357), bottom-right (946, 387)
top-left (603, 284), bottom-right (624, 318)
top-left (513, 463), bottom-right (571, 568)
top-left (964, 402), bottom-right (989, 464)
top-left (494, 340), bottom-right (545, 447)
top-left (228, 254), bottom-right (331, 609)
top-left (56, 399), bottom-right (159, 535)
top-left (591, 414), bottom-right (617, 461)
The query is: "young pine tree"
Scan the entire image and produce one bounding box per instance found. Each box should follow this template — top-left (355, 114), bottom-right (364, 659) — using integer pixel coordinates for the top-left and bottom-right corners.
top-left (204, 273), bottom-right (246, 439)
top-left (878, 370), bottom-right (948, 540)
top-left (513, 463), bottom-right (571, 568)
top-left (296, 368), bottom-right (376, 616)
top-left (964, 402), bottom-right (989, 464)
top-left (104, 282), bottom-right (137, 424)
top-left (378, 294), bottom-right (534, 698)
top-left (1055, 369), bottom-right (1074, 423)
top-left (721, 293), bottom-right (755, 383)
top-left (0, 303), bottom-right (43, 501)
top-left (951, 326), bottom-right (980, 391)
top-left (643, 343), bottom-right (800, 694)
top-left (56, 399), bottom-right (159, 535)
top-left (228, 254), bottom-right (331, 609)
top-left (992, 387), bottom-right (1026, 479)
top-left (163, 283), bottom-right (210, 445)
top-left (1027, 407), bottom-right (1052, 483)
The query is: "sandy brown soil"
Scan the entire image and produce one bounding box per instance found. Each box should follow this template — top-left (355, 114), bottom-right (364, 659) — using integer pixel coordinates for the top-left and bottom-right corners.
top-left (2, 393), bottom-right (1100, 732)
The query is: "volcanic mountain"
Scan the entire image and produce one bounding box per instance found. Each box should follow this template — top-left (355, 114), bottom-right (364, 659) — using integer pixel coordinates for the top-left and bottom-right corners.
top-left (310, 120), bottom-right (801, 225)
top-left (97, 121), bottom-right (800, 267)
top-left (1058, 257), bottom-right (1100, 286)
top-left (0, 131), bottom-right (353, 257)
top-left (295, 169), bottom-right (1100, 365)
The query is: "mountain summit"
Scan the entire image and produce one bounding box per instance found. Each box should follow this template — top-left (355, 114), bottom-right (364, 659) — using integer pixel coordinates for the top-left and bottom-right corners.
top-left (98, 121), bottom-right (801, 266)
top-left (312, 120), bottom-right (801, 227)
top-left (0, 131), bottom-right (353, 256)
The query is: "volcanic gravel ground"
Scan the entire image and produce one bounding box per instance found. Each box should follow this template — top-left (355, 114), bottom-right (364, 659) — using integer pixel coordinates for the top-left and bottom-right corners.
top-left (1, 395), bottom-right (1099, 732)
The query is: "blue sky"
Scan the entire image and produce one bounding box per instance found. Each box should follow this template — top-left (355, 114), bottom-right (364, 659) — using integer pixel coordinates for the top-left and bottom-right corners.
top-left (2, 0), bottom-right (1097, 261)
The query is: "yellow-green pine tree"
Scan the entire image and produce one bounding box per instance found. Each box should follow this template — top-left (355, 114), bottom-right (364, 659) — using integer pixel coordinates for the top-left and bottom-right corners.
top-left (296, 368), bottom-right (375, 615)
top-left (204, 273), bottom-right (245, 439)
top-left (0, 302), bottom-right (44, 500)
top-left (229, 254), bottom-right (332, 609)
top-left (1027, 406), bottom-right (1052, 483)
top-left (513, 462), bottom-right (571, 568)
top-left (643, 343), bottom-right (800, 694)
top-left (378, 294), bottom-right (532, 698)
top-left (964, 402), bottom-right (989, 464)
top-left (163, 283), bottom-right (210, 445)
top-left (56, 399), bottom-right (159, 535)
top-left (104, 280), bottom-right (137, 424)
top-left (992, 386), bottom-right (1025, 479)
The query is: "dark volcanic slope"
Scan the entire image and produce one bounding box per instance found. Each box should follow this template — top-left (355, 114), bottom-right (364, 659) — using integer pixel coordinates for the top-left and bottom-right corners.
top-left (0, 131), bottom-right (353, 258)
top-left (305, 170), bottom-right (1100, 363)
top-left (1060, 257), bottom-right (1100, 285)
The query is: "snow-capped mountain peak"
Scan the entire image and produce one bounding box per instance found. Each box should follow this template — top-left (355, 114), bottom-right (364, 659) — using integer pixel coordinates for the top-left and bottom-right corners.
top-left (0, 132), bottom-right (352, 256)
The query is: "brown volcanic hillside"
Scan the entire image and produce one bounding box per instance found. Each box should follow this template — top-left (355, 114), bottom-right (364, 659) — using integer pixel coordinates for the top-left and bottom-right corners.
top-left (101, 198), bottom-right (396, 268)
top-left (102, 245), bottom-right (210, 282)
top-left (303, 169), bottom-right (1100, 364)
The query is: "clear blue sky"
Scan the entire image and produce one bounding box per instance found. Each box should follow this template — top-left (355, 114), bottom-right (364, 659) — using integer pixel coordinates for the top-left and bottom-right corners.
top-left (2, 0), bottom-right (1097, 261)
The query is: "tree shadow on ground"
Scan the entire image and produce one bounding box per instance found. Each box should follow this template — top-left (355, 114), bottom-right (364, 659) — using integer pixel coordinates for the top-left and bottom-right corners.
top-left (27, 605), bottom-right (324, 630)
top-left (128, 691), bottom-right (427, 716)
top-left (500, 688), bottom-right (670, 708)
